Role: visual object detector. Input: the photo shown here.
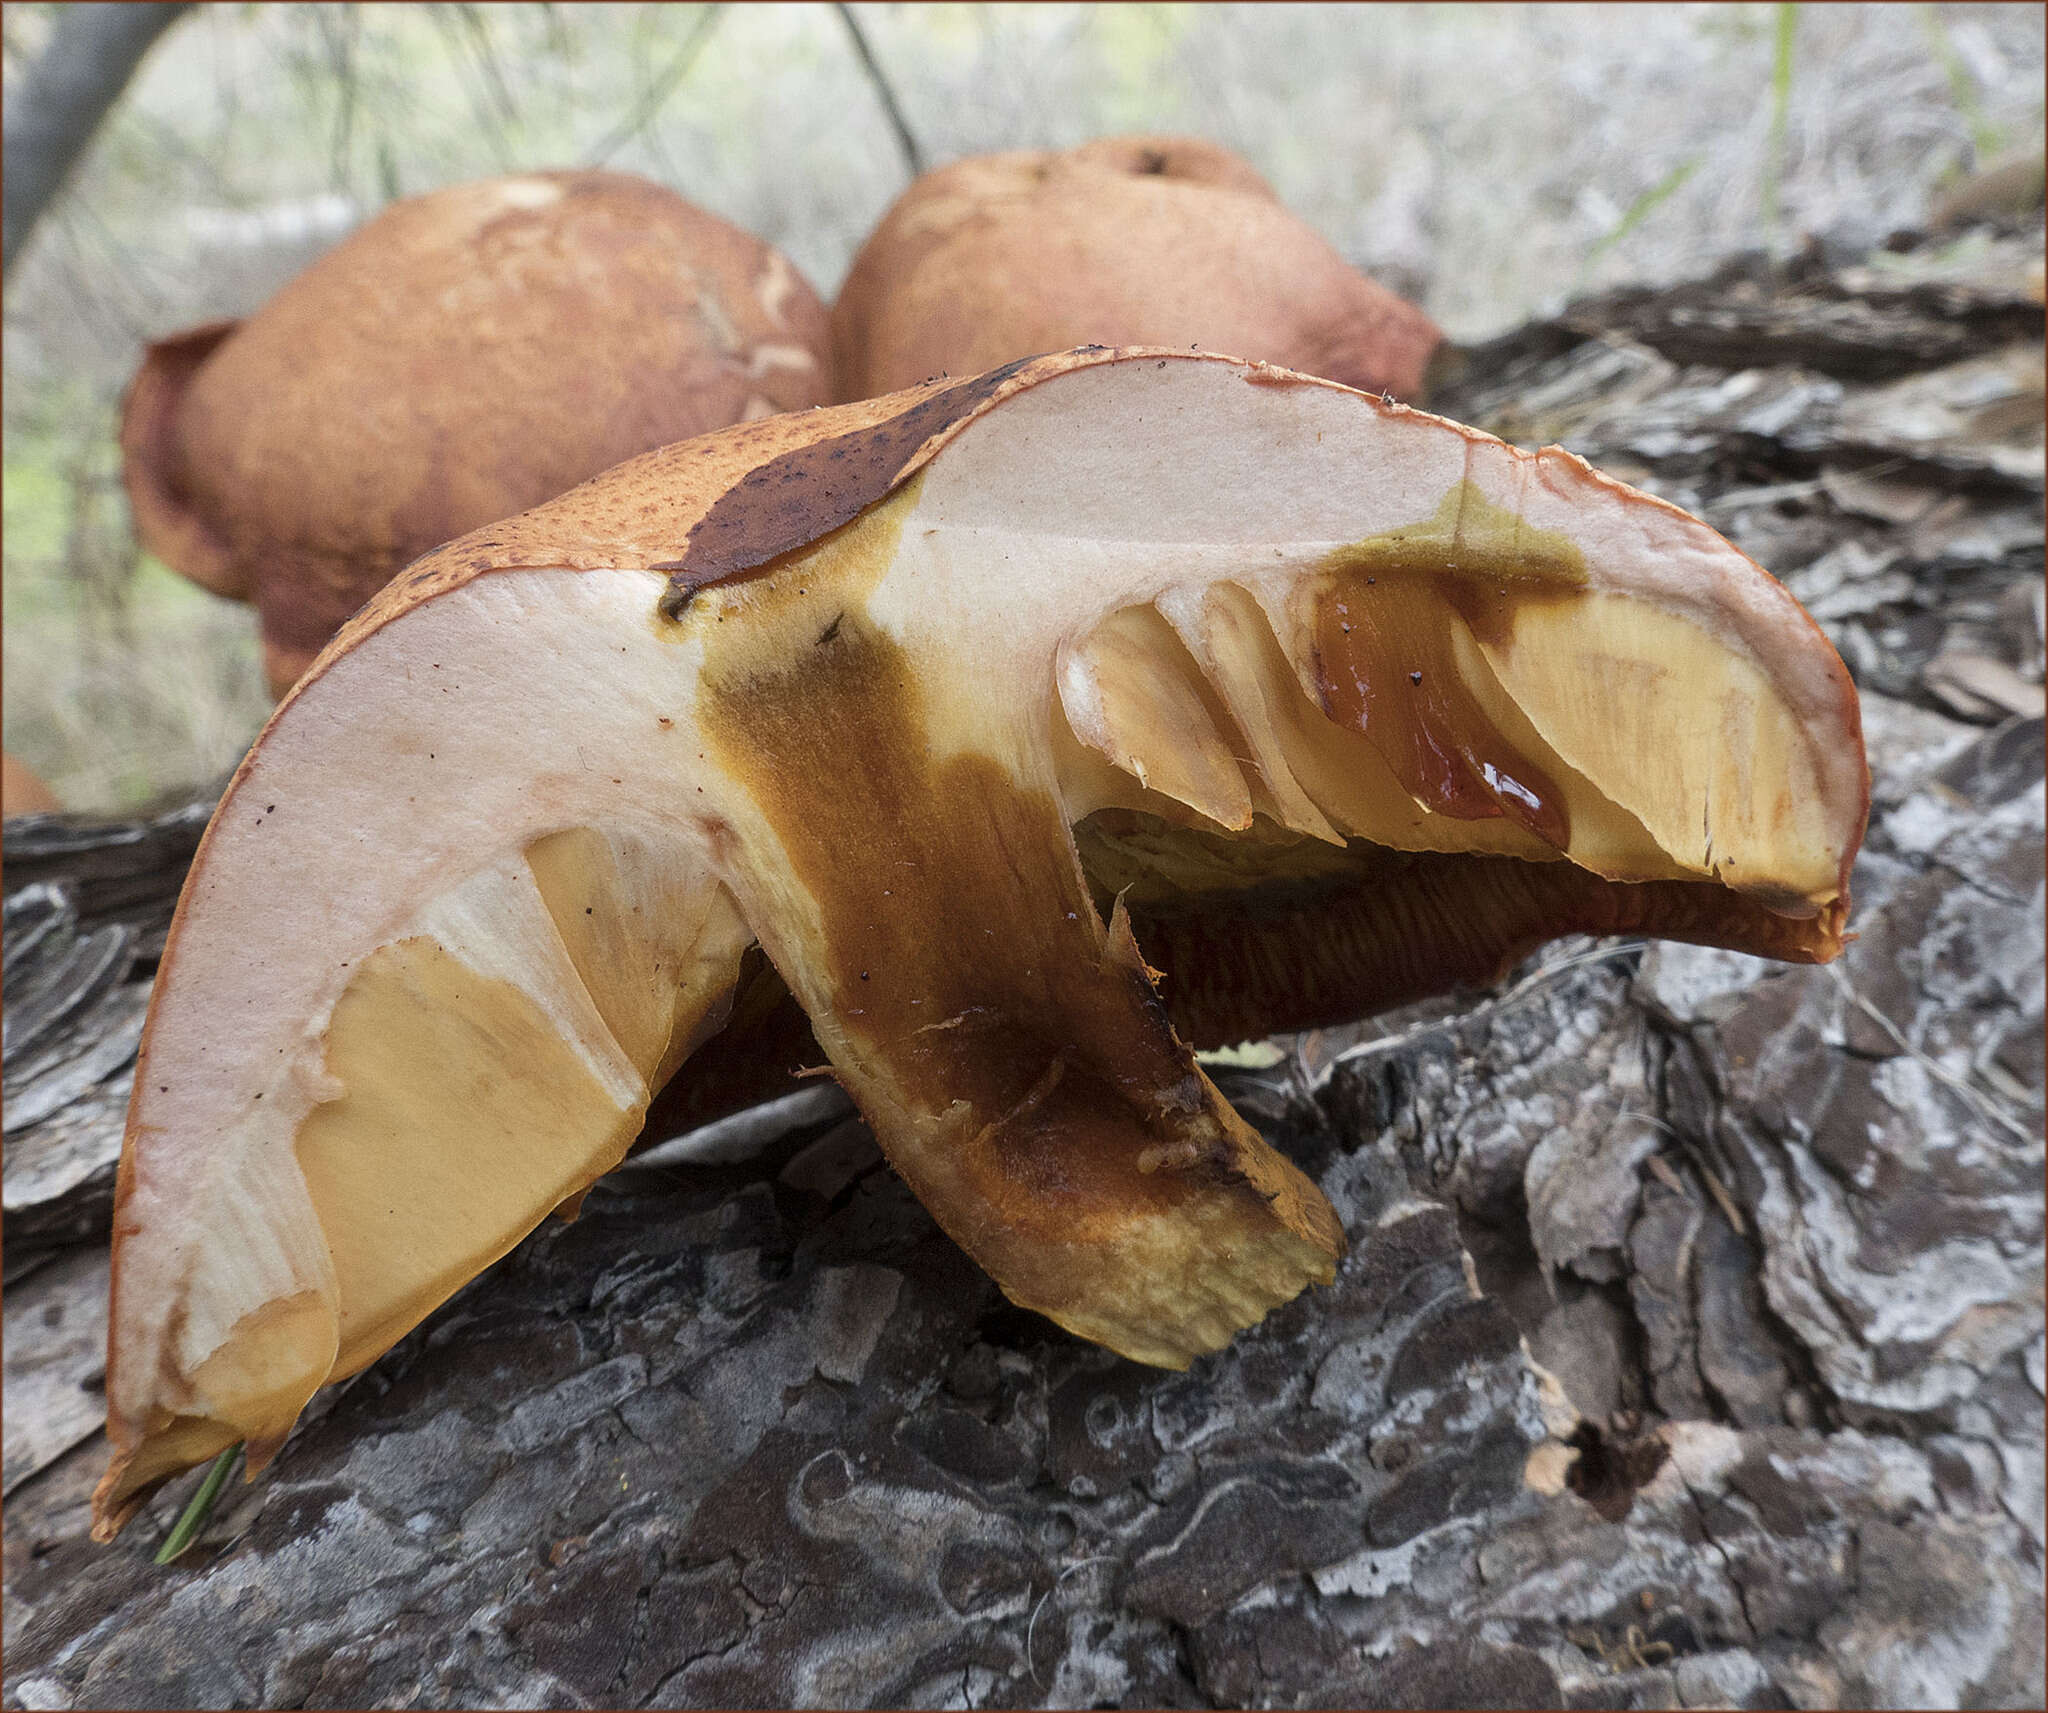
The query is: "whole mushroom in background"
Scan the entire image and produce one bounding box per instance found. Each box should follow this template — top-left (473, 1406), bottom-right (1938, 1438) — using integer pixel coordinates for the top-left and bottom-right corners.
top-left (830, 135), bottom-right (1442, 402)
top-left (120, 170), bottom-right (833, 698)
top-left (2, 752), bottom-right (62, 817)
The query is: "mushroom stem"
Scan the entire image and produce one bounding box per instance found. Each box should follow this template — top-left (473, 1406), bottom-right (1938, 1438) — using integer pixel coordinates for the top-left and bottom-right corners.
top-left (699, 598), bottom-right (1341, 1368)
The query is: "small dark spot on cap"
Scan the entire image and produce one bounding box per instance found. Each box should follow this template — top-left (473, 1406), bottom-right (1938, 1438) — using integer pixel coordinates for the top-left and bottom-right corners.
top-left (1409, 671), bottom-right (1423, 685)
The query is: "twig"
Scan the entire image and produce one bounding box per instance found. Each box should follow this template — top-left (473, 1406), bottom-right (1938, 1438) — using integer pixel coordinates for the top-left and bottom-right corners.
top-left (314, 5), bottom-right (360, 194)
top-left (1824, 962), bottom-right (2035, 1145)
top-left (154, 1443), bottom-right (241, 1565)
top-left (1026, 1556), bottom-right (1116, 1687)
top-left (2, 1), bottom-right (192, 276)
top-left (1626, 1108), bottom-right (1746, 1235)
top-left (584, 4), bottom-right (724, 168)
top-left (835, 2), bottom-right (923, 181)
top-left (426, 4), bottom-right (513, 170)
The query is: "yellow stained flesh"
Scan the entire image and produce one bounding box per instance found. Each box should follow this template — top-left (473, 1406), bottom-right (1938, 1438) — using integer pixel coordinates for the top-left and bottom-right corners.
top-left (1065, 571), bottom-right (1835, 908)
top-left (1063, 604), bottom-right (1253, 830)
top-left (1482, 592), bottom-right (1840, 905)
top-left (294, 934), bottom-right (643, 1378)
top-left (290, 829), bottom-right (752, 1382)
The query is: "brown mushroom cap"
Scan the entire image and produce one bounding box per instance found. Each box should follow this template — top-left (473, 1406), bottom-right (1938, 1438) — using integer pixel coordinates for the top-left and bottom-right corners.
top-left (830, 136), bottom-right (1442, 403)
top-left (2, 751), bottom-right (62, 816)
top-left (92, 349), bottom-right (1865, 1539)
top-left (121, 170), bottom-right (832, 696)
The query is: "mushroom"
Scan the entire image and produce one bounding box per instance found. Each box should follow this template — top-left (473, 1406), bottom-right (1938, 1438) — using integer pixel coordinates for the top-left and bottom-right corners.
top-left (831, 136), bottom-right (1442, 403)
top-left (91, 349), bottom-right (1866, 1539)
top-left (2, 751), bottom-right (62, 816)
top-left (121, 170), bottom-right (832, 698)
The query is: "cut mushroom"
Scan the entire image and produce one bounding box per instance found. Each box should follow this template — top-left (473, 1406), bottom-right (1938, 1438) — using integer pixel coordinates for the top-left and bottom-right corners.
top-left (92, 349), bottom-right (1866, 1539)
top-left (831, 136), bottom-right (1441, 403)
top-left (122, 170), bottom-right (832, 697)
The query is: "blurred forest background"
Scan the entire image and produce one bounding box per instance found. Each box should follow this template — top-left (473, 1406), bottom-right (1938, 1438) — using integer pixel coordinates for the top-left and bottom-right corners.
top-left (4, 0), bottom-right (2044, 810)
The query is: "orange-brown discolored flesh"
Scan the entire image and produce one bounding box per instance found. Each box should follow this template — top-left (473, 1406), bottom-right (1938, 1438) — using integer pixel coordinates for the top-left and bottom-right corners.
top-left (696, 600), bottom-right (1341, 1364)
top-left (1315, 569), bottom-right (1576, 847)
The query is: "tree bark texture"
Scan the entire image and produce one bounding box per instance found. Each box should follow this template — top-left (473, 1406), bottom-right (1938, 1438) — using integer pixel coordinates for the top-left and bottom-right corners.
top-left (3, 220), bottom-right (2042, 1710)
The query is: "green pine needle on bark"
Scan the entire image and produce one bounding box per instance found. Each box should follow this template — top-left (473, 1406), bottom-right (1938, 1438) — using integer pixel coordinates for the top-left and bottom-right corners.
top-left (1915, 2), bottom-right (2004, 162)
top-left (1581, 155), bottom-right (1703, 287)
top-left (154, 1444), bottom-right (242, 1566)
top-left (1762, 2), bottom-right (1798, 236)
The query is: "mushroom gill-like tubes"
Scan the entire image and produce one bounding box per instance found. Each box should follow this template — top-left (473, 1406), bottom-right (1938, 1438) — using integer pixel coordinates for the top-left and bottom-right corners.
top-left (93, 348), bottom-right (1865, 1538)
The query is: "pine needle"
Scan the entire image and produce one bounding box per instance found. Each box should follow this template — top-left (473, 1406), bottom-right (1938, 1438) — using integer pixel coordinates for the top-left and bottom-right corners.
top-left (154, 1443), bottom-right (241, 1565)
top-left (1762, 3), bottom-right (1798, 235)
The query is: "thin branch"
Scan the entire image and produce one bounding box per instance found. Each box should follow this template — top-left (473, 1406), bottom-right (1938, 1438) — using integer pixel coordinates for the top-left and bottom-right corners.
top-left (315, 5), bottom-right (362, 195)
top-left (583, 4), bottom-right (724, 168)
top-left (426, 4), bottom-right (514, 170)
top-left (2, 2), bottom-right (192, 277)
top-left (836, 2), bottom-right (924, 181)
top-left (1824, 962), bottom-right (2035, 1145)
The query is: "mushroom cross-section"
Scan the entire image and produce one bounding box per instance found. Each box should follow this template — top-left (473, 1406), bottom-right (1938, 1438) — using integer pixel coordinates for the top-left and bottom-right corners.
top-left (92, 349), bottom-right (1867, 1540)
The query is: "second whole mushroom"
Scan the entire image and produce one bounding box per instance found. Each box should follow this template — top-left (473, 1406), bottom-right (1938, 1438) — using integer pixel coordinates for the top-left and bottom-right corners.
top-left (121, 170), bottom-right (834, 698)
top-left (831, 135), bottom-right (1444, 402)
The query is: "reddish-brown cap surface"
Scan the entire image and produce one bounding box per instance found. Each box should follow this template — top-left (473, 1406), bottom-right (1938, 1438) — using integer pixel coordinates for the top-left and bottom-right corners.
top-left (121, 170), bottom-right (832, 696)
top-left (2, 752), bottom-right (62, 816)
top-left (831, 136), bottom-right (1442, 403)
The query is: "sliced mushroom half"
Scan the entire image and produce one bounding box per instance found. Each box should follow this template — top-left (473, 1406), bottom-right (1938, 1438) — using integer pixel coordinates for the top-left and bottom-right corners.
top-left (93, 349), bottom-right (1866, 1538)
